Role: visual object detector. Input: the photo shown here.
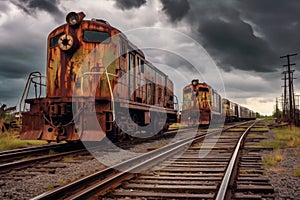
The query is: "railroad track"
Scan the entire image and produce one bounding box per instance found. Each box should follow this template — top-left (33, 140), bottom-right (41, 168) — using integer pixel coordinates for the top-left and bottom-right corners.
top-left (32, 120), bottom-right (274, 199)
top-left (0, 125), bottom-right (199, 174)
top-left (0, 143), bottom-right (87, 172)
top-left (0, 127), bottom-right (187, 173)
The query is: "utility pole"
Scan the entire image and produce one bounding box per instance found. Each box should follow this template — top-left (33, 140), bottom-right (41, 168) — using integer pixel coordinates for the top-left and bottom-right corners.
top-left (281, 94), bottom-right (284, 119)
top-left (282, 71), bottom-right (287, 119)
top-left (295, 95), bottom-right (300, 126)
top-left (280, 53), bottom-right (297, 123)
top-left (275, 97), bottom-right (279, 122)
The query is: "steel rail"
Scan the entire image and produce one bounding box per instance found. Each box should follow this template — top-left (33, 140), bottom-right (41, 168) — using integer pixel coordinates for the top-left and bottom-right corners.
top-left (0, 143), bottom-right (69, 156)
top-left (0, 147), bottom-right (87, 172)
top-left (0, 143), bottom-right (82, 164)
top-left (215, 120), bottom-right (257, 200)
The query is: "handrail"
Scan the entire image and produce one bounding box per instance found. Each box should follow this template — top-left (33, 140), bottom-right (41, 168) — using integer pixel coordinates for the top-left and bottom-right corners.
top-left (80, 68), bottom-right (118, 121)
top-left (18, 72), bottom-right (46, 113)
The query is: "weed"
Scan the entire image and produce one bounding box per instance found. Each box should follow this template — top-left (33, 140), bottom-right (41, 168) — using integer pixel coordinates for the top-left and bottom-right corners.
top-left (240, 169), bottom-right (255, 174)
top-left (293, 149), bottom-right (300, 156)
top-left (258, 125), bottom-right (300, 149)
top-left (0, 131), bottom-right (46, 151)
top-left (293, 167), bottom-right (300, 177)
top-left (57, 178), bottom-right (69, 185)
top-left (62, 157), bottom-right (75, 162)
top-left (250, 127), bottom-right (269, 132)
top-left (46, 184), bottom-right (54, 191)
top-left (263, 150), bottom-right (284, 166)
top-left (258, 140), bottom-right (286, 149)
top-left (248, 133), bottom-right (268, 139)
top-left (228, 128), bottom-right (246, 132)
top-left (48, 149), bottom-right (56, 155)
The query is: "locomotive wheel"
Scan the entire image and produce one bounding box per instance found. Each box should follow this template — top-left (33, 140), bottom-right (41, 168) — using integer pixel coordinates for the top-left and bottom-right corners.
top-left (162, 123), bottom-right (169, 132)
top-left (109, 121), bottom-right (129, 142)
top-left (107, 122), bottom-right (118, 142)
top-left (117, 127), bottom-right (128, 142)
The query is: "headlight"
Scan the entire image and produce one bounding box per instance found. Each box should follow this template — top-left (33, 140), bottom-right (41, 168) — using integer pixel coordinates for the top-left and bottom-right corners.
top-left (192, 79), bottom-right (199, 86)
top-left (66, 12), bottom-right (86, 26)
top-left (66, 12), bottom-right (79, 25)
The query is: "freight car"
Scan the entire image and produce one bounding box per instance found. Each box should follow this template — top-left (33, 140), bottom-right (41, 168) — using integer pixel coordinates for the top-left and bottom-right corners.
top-left (20, 12), bottom-right (177, 142)
top-left (237, 105), bottom-right (256, 120)
top-left (181, 79), bottom-right (222, 126)
top-left (222, 99), bottom-right (256, 122)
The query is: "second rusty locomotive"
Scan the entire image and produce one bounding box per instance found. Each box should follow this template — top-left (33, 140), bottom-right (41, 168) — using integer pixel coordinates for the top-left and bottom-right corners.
top-left (181, 79), bottom-right (256, 126)
top-left (20, 12), bottom-right (178, 142)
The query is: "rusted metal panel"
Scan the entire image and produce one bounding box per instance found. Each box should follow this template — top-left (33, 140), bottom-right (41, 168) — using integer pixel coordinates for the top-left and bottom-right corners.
top-left (47, 20), bottom-right (120, 99)
top-left (20, 130), bottom-right (42, 140)
top-left (20, 112), bottom-right (43, 139)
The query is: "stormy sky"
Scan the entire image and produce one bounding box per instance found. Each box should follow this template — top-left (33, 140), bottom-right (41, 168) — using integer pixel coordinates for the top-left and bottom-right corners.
top-left (1, 0), bottom-right (300, 115)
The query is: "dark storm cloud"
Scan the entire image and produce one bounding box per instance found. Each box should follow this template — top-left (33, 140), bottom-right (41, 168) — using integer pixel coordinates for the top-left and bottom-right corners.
top-left (114, 0), bottom-right (147, 10)
top-left (235, 0), bottom-right (300, 56)
top-left (0, 45), bottom-right (44, 79)
top-left (198, 17), bottom-right (277, 72)
top-left (0, 1), bottom-right (47, 106)
top-left (161, 1), bottom-right (299, 73)
top-left (11, 0), bottom-right (64, 23)
top-left (161, 0), bottom-right (190, 22)
top-left (0, 78), bottom-right (26, 103)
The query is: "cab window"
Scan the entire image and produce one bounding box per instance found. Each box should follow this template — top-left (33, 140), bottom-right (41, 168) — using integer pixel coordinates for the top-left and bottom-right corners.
top-left (83, 30), bottom-right (110, 43)
top-left (50, 32), bottom-right (65, 47)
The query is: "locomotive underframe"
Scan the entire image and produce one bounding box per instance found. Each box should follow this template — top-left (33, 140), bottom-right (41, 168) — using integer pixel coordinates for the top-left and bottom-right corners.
top-left (20, 96), bottom-right (177, 142)
top-left (181, 108), bottom-right (211, 126)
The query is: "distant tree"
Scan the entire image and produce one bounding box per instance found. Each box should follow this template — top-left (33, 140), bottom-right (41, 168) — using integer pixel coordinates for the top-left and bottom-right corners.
top-left (0, 104), bottom-right (16, 132)
top-left (256, 112), bottom-right (261, 118)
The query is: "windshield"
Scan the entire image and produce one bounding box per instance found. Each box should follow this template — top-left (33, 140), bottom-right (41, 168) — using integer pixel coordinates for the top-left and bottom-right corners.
top-left (83, 30), bottom-right (110, 43)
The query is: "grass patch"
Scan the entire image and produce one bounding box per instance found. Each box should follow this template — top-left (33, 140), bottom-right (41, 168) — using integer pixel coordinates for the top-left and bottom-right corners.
top-left (240, 169), bottom-right (256, 174)
top-left (170, 123), bottom-right (188, 128)
top-left (48, 149), bottom-right (57, 155)
top-left (293, 149), bottom-right (300, 156)
top-left (0, 131), bottom-right (47, 151)
top-left (46, 184), bottom-right (54, 191)
top-left (293, 167), bottom-right (300, 177)
top-left (228, 128), bottom-right (247, 132)
top-left (263, 150), bottom-right (284, 166)
top-left (264, 118), bottom-right (276, 124)
top-left (248, 133), bottom-right (268, 139)
top-left (62, 157), bottom-right (74, 162)
top-left (258, 140), bottom-right (286, 150)
top-left (258, 125), bottom-right (300, 149)
top-left (274, 126), bottom-right (300, 147)
top-left (57, 178), bottom-right (69, 185)
top-left (250, 127), bottom-right (269, 132)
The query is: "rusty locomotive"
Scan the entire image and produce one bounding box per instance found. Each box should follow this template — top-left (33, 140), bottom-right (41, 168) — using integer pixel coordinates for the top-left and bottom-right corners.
top-left (181, 79), bottom-right (256, 126)
top-left (20, 12), bottom-right (178, 142)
